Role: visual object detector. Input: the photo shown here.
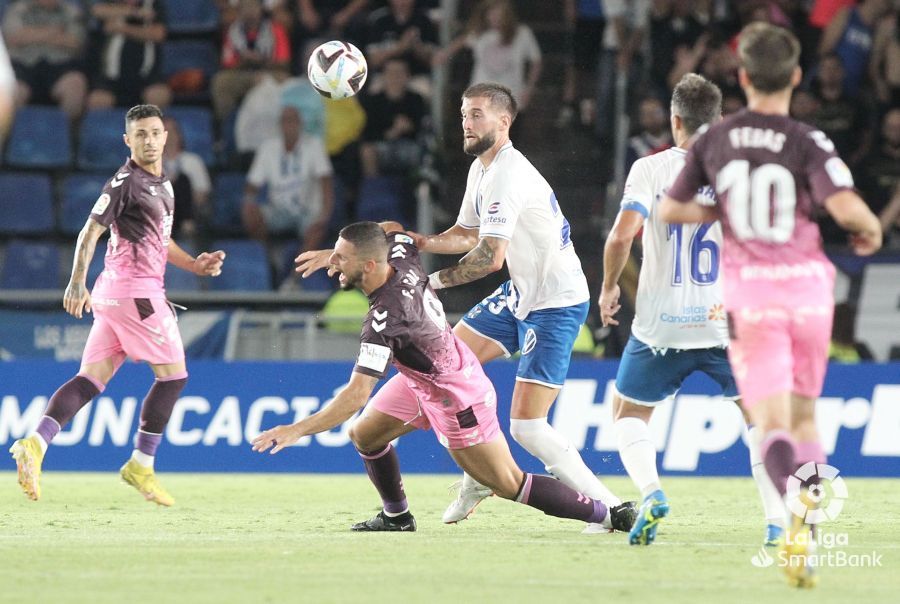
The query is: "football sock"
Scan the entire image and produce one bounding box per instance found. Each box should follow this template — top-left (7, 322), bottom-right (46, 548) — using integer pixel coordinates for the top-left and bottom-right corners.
top-left (796, 440), bottom-right (826, 465)
top-left (357, 444), bottom-right (408, 515)
top-left (760, 430), bottom-right (798, 497)
top-left (747, 426), bottom-right (785, 527)
top-left (615, 417), bottom-right (662, 499)
top-left (41, 376), bottom-right (100, 443)
top-left (509, 417), bottom-right (621, 506)
top-left (516, 473), bottom-right (607, 524)
top-left (32, 416), bottom-right (60, 454)
top-left (138, 374), bottom-right (187, 434)
top-left (132, 431), bottom-right (162, 468)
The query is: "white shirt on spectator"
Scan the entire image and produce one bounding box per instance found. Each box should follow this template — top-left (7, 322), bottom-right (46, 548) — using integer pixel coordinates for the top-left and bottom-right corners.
top-left (468, 25), bottom-right (541, 101)
top-left (247, 134), bottom-right (333, 219)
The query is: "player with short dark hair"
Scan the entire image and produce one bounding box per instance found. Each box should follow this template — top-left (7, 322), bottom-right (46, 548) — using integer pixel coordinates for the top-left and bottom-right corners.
top-left (10, 105), bottom-right (226, 506)
top-left (252, 221), bottom-right (635, 533)
top-left (296, 81), bottom-right (634, 533)
top-left (660, 23), bottom-right (882, 587)
top-left (602, 73), bottom-right (786, 548)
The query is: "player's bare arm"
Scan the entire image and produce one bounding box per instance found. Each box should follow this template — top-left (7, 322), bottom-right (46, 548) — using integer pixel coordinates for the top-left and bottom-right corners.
top-left (294, 222), bottom-right (405, 277)
top-left (658, 195), bottom-right (719, 224)
top-left (64, 218), bottom-right (107, 319)
top-left (408, 223), bottom-right (480, 254)
top-left (430, 236), bottom-right (506, 289)
top-left (600, 210), bottom-right (645, 327)
top-left (251, 372), bottom-right (379, 454)
top-left (167, 240), bottom-right (226, 277)
top-left (824, 190), bottom-right (883, 256)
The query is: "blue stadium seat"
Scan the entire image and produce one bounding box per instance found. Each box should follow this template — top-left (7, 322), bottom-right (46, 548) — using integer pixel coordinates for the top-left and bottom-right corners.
top-left (209, 239), bottom-right (272, 291)
top-left (211, 172), bottom-right (247, 235)
top-left (161, 0), bottom-right (220, 34)
top-left (356, 176), bottom-right (408, 224)
top-left (4, 106), bottom-right (71, 169)
top-left (78, 109), bottom-right (128, 171)
top-left (161, 40), bottom-right (219, 82)
top-left (165, 106), bottom-right (215, 165)
top-left (60, 173), bottom-right (109, 235)
top-left (0, 240), bottom-right (60, 289)
top-left (0, 173), bottom-right (54, 235)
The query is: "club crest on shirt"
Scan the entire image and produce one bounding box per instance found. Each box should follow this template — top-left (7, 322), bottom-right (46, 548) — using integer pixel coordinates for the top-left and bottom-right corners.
top-left (149, 185), bottom-right (157, 195)
top-left (92, 193), bottom-right (111, 215)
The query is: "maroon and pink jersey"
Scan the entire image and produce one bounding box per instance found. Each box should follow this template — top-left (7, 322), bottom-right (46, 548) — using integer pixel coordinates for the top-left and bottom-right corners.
top-left (90, 159), bottom-right (175, 299)
top-left (354, 232), bottom-right (481, 402)
top-left (668, 109), bottom-right (853, 307)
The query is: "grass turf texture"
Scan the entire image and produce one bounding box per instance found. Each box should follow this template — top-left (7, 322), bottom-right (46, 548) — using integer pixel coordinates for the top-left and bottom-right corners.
top-left (1, 474), bottom-right (897, 604)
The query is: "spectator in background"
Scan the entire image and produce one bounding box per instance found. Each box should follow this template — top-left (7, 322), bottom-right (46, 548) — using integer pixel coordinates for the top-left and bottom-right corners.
top-left (359, 57), bottom-right (426, 179)
top-left (790, 87), bottom-right (820, 124)
top-left (811, 53), bottom-right (875, 172)
top-left (818, 0), bottom-right (892, 98)
top-left (2, 0), bottom-right (88, 121)
top-left (242, 105), bottom-right (334, 259)
top-left (211, 0), bottom-right (291, 120)
top-left (859, 108), bottom-right (900, 245)
top-left (162, 116), bottom-right (211, 239)
top-left (87, 0), bottom-right (170, 109)
top-left (870, 7), bottom-right (900, 108)
top-left (623, 96), bottom-right (671, 175)
top-left (434, 0), bottom-right (541, 142)
top-left (294, 0), bottom-right (370, 72)
top-left (364, 0), bottom-right (437, 97)
top-left (596, 0), bottom-right (650, 141)
top-left (648, 0), bottom-right (706, 98)
top-left (558, 0), bottom-right (605, 128)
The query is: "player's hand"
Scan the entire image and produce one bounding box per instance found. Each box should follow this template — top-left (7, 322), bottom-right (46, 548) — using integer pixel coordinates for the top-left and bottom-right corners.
top-left (251, 424), bottom-right (303, 455)
top-left (63, 281), bottom-right (92, 319)
top-left (295, 249), bottom-right (334, 278)
top-left (599, 285), bottom-right (621, 327)
top-left (850, 229), bottom-right (882, 256)
top-left (405, 230), bottom-right (428, 250)
top-left (195, 251), bottom-right (226, 276)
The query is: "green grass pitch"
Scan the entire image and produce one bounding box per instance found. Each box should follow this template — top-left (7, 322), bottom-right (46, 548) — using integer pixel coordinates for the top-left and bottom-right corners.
top-left (1, 473), bottom-right (897, 604)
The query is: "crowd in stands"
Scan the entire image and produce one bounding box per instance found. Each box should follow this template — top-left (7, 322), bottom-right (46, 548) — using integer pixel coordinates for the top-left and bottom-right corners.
top-left (0, 0), bottom-right (898, 303)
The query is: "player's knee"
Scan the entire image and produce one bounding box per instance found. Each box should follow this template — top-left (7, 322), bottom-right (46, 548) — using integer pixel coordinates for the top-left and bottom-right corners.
top-left (348, 421), bottom-right (382, 453)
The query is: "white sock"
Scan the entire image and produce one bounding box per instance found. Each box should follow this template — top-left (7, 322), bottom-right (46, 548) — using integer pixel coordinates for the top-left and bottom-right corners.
top-left (382, 508), bottom-right (408, 517)
top-left (32, 434), bottom-right (50, 454)
top-left (509, 417), bottom-right (622, 507)
top-left (615, 417), bottom-right (661, 499)
top-left (747, 425), bottom-right (785, 527)
top-left (131, 450), bottom-right (154, 468)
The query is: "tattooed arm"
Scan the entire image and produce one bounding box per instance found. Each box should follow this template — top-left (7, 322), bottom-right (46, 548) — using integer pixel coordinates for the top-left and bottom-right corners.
top-left (65, 218), bottom-right (108, 319)
top-left (429, 236), bottom-right (507, 289)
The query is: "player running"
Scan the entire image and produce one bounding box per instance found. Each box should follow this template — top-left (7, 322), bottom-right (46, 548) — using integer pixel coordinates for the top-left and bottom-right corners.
top-left (9, 105), bottom-right (226, 506)
top-left (253, 221), bottom-right (634, 533)
top-left (601, 73), bottom-right (786, 547)
top-left (660, 23), bottom-right (882, 587)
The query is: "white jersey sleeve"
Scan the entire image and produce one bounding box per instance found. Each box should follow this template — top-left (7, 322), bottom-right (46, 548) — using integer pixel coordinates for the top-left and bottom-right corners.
top-left (621, 157), bottom-right (655, 218)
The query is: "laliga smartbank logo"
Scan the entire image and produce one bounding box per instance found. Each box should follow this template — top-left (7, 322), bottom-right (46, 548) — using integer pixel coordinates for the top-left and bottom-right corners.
top-left (750, 462), bottom-right (882, 569)
top-left (786, 462), bottom-right (848, 523)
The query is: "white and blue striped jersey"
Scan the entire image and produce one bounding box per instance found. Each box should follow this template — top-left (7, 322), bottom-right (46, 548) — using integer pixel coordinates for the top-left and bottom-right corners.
top-left (456, 142), bottom-right (590, 320)
top-left (621, 147), bottom-right (728, 349)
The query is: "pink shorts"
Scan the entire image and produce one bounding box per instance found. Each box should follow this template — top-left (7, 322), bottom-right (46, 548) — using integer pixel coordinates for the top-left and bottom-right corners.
top-left (82, 297), bottom-right (185, 367)
top-left (727, 302), bottom-right (833, 408)
top-left (368, 366), bottom-right (501, 450)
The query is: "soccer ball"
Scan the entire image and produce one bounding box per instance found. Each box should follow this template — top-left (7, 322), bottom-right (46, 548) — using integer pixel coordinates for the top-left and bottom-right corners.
top-left (307, 41), bottom-right (368, 99)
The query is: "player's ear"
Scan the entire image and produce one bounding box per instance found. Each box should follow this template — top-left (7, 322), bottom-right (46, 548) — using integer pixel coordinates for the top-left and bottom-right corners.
top-left (791, 66), bottom-right (802, 88)
top-left (738, 67), bottom-right (750, 90)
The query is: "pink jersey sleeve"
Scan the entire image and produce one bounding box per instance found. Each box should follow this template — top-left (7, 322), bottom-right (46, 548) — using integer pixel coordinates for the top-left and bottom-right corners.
top-left (802, 130), bottom-right (855, 206)
top-left (91, 170), bottom-right (132, 227)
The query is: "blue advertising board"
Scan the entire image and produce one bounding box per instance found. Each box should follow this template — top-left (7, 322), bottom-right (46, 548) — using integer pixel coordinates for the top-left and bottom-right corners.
top-left (1, 360), bottom-right (897, 476)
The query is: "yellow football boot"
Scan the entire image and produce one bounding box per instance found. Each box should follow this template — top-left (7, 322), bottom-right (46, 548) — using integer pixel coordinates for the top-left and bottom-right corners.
top-left (120, 459), bottom-right (175, 507)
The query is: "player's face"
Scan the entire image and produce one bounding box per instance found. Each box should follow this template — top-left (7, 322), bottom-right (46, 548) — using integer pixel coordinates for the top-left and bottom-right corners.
top-left (461, 96), bottom-right (500, 157)
top-left (330, 238), bottom-right (365, 291)
top-left (125, 116), bottom-right (167, 165)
